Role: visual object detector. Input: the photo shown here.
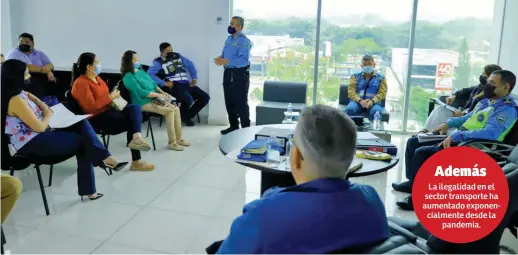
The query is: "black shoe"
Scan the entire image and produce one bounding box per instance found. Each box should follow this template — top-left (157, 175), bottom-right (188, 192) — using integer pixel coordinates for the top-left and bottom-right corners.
top-left (221, 127), bottom-right (239, 135)
top-left (396, 195), bottom-right (414, 211)
top-left (183, 118), bottom-right (195, 126)
top-left (392, 181), bottom-right (413, 194)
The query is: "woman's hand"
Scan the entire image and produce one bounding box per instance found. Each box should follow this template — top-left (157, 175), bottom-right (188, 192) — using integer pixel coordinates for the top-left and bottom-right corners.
top-left (110, 89), bottom-right (121, 100)
top-left (43, 107), bottom-right (53, 118)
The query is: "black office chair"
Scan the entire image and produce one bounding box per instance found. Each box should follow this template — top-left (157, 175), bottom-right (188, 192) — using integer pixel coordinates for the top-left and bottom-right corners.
top-left (116, 80), bottom-right (158, 150)
top-left (141, 64), bottom-right (201, 124)
top-left (64, 90), bottom-right (113, 149)
top-left (458, 107), bottom-right (518, 162)
top-left (1, 134), bottom-right (78, 216)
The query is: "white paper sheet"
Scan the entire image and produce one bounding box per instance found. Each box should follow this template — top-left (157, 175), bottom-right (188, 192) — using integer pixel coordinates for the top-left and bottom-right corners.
top-left (49, 103), bottom-right (91, 129)
top-left (357, 132), bottom-right (379, 140)
top-left (434, 98), bottom-right (458, 112)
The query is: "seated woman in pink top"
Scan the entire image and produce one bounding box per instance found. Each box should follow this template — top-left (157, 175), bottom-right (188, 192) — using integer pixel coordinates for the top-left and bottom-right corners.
top-left (1, 59), bottom-right (127, 200)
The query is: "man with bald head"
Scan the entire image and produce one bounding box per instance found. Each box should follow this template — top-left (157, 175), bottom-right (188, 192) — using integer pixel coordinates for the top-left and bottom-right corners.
top-left (215, 105), bottom-right (389, 254)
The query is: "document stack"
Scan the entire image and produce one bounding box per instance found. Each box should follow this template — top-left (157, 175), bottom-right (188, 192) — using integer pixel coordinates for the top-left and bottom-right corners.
top-left (417, 133), bottom-right (447, 143)
top-left (237, 139), bottom-right (269, 162)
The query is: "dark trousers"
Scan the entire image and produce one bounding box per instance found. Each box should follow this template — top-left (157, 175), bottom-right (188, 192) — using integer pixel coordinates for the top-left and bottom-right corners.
top-left (404, 136), bottom-right (443, 182)
top-left (89, 105), bottom-right (143, 161)
top-left (17, 120), bottom-right (110, 196)
top-left (26, 73), bottom-right (59, 100)
top-left (223, 67), bottom-right (250, 128)
top-left (162, 82), bottom-right (210, 120)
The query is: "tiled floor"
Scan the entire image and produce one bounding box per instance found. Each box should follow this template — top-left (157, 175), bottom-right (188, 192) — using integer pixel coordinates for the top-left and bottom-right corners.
top-left (2, 124), bottom-right (517, 254)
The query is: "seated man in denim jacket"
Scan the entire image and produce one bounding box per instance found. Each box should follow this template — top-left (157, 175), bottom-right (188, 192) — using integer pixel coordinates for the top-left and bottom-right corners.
top-left (346, 55), bottom-right (388, 120)
top-left (214, 105), bottom-right (389, 254)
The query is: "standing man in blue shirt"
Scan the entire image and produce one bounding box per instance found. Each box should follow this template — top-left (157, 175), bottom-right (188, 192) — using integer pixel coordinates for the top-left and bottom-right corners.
top-left (215, 16), bottom-right (253, 135)
top-left (148, 42), bottom-right (210, 126)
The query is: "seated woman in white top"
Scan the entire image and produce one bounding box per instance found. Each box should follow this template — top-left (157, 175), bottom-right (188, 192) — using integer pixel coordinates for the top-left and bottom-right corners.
top-left (1, 59), bottom-right (127, 200)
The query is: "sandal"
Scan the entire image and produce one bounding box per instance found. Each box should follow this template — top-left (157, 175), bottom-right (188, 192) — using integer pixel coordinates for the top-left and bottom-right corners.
top-left (81, 193), bottom-right (104, 201)
top-left (167, 143), bottom-right (184, 151)
top-left (128, 138), bottom-right (151, 151)
top-left (177, 139), bottom-right (190, 147)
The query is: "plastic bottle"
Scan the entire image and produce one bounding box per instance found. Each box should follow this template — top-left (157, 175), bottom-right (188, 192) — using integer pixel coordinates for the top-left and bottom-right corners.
top-left (286, 103), bottom-right (293, 123)
top-left (373, 111), bottom-right (381, 130)
top-left (267, 135), bottom-right (280, 163)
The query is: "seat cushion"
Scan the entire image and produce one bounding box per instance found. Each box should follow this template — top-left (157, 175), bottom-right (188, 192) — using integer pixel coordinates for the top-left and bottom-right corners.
top-left (256, 101), bottom-right (305, 125)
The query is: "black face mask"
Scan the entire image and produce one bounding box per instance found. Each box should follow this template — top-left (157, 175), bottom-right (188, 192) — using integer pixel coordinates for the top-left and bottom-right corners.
top-left (479, 75), bottom-right (488, 85)
top-left (483, 84), bottom-right (496, 98)
top-left (166, 52), bottom-right (176, 59)
top-left (18, 44), bottom-right (31, 53)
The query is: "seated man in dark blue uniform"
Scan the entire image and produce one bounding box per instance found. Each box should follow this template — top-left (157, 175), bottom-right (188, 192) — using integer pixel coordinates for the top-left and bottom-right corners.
top-left (214, 105), bottom-right (389, 254)
top-left (392, 70), bottom-right (518, 210)
top-left (346, 55), bottom-right (388, 120)
top-left (147, 42), bottom-right (210, 126)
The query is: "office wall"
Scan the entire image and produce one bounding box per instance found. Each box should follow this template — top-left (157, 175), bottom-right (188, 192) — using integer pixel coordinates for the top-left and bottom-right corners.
top-left (5, 0), bottom-right (231, 123)
top-left (0, 0), bottom-right (13, 55)
top-left (490, 0), bottom-right (518, 97)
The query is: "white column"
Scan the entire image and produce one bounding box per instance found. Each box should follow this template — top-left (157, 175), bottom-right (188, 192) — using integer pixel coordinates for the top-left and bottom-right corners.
top-left (0, 0), bottom-right (13, 55)
top-left (489, 0), bottom-right (518, 96)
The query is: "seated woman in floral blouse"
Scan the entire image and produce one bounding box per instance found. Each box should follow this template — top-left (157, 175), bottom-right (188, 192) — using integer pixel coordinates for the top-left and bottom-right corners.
top-left (1, 59), bottom-right (127, 200)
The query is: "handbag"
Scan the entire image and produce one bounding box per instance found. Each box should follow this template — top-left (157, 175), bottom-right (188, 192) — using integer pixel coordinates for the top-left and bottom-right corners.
top-left (110, 85), bottom-right (128, 111)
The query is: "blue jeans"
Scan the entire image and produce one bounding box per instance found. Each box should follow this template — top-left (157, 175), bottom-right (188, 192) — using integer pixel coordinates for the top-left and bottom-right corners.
top-left (17, 120), bottom-right (110, 196)
top-left (346, 101), bottom-right (384, 120)
top-left (404, 136), bottom-right (443, 182)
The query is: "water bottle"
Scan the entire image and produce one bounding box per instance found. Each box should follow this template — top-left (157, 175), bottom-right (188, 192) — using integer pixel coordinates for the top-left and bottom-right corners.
top-left (285, 135), bottom-right (293, 170)
top-left (282, 103), bottom-right (294, 124)
top-left (267, 135), bottom-right (281, 163)
top-left (373, 111), bottom-right (381, 130)
top-left (287, 103), bottom-right (293, 123)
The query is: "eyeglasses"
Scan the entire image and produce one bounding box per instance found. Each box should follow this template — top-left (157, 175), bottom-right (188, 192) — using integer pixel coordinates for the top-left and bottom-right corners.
top-left (290, 136), bottom-right (304, 161)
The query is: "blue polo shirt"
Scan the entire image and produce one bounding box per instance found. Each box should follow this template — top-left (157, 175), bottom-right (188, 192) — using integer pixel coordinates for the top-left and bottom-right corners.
top-left (217, 178), bottom-right (389, 254)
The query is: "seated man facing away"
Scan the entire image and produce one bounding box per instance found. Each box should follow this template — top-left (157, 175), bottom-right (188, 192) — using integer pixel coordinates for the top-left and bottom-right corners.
top-left (147, 42), bottom-right (210, 126)
top-left (6, 33), bottom-right (59, 106)
top-left (346, 55), bottom-right (387, 120)
top-left (423, 64), bottom-right (502, 132)
top-left (392, 70), bottom-right (518, 210)
top-left (215, 105), bottom-right (389, 254)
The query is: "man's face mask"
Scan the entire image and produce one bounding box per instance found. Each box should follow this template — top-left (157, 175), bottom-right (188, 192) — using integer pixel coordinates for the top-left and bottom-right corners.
top-left (227, 25), bottom-right (237, 35)
top-left (166, 52), bottom-right (176, 59)
top-left (18, 44), bottom-right (31, 53)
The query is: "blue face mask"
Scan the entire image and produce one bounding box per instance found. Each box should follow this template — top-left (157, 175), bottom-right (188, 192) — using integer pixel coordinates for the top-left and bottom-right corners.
top-left (95, 64), bottom-right (102, 75)
top-left (134, 62), bottom-right (141, 69)
top-left (362, 65), bottom-right (374, 74)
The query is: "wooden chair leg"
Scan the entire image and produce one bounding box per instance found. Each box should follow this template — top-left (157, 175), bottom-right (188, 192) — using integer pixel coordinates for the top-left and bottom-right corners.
top-left (35, 166), bottom-right (50, 216)
top-left (48, 165), bottom-right (54, 187)
top-left (9, 168), bottom-right (14, 176)
top-left (149, 120), bottom-right (156, 151)
top-left (197, 113), bottom-right (201, 123)
top-left (159, 116), bottom-right (163, 127)
top-left (106, 135), bottom-right (111, 148)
